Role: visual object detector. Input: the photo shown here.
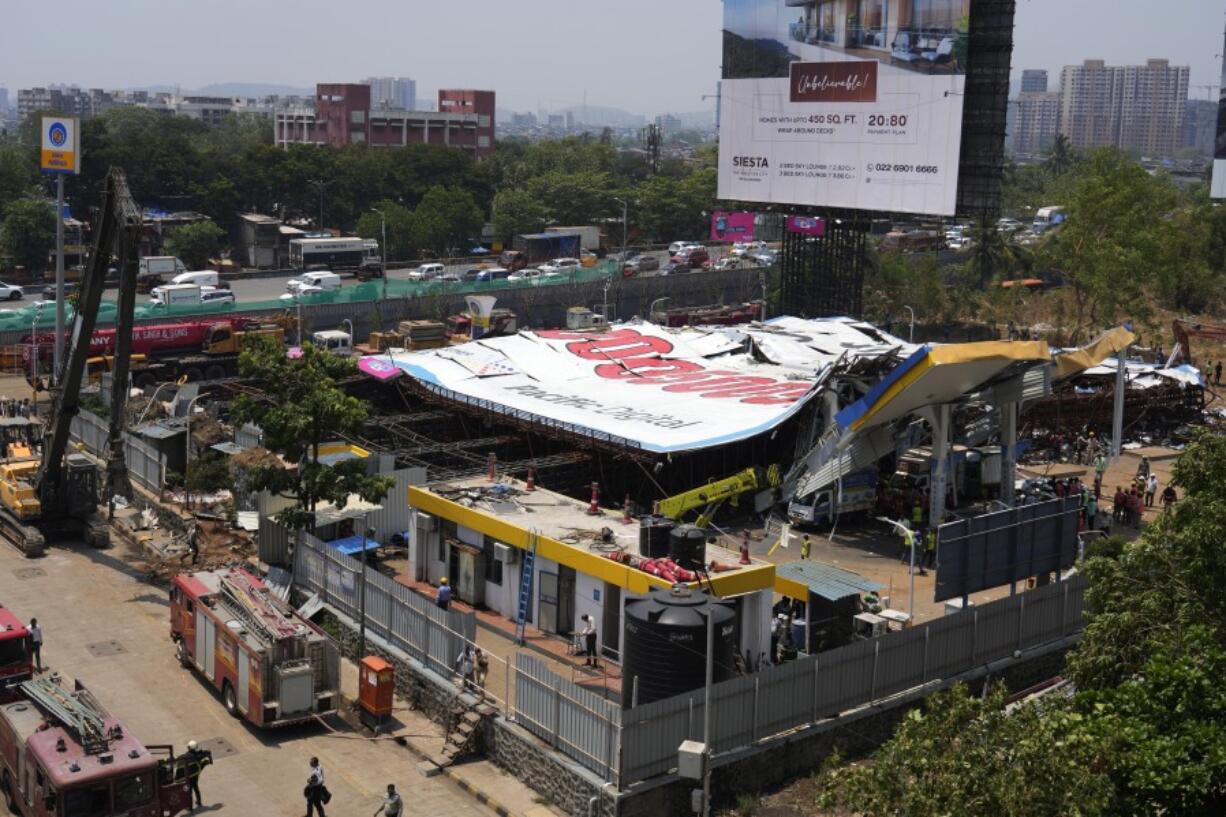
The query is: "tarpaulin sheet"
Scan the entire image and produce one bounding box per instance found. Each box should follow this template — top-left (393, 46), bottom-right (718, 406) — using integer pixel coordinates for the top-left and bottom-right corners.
top-left (364, 319), bottom-right (851, 453)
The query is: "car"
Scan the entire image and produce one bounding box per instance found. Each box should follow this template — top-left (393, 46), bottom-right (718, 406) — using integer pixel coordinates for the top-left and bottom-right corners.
top-left (508, 267), bottom-right (541, 282)
top-left (409, 263), bottom-right (445, 281)
top-left (750, 251), bottom-right (777, 267)
top-left (498, 250), bottom-right (528, 271)
top-left (461, 268), bottom-right (483, 282)
top-left (671, 248), bottom-right (710, 267)
top-left (730, 241), bottom-right (769, 258)
top-left (438, 270), bottom-right (463, 282)
top-left (279, 286), bottom-right (326, 302)
top-left (476, 267), bottom-right (511, 282)
top-left (997, 218), bottom-right (1023, 232)
top-left (0, 282), bottom-right (24, 301)
top-left (287, 270), bottom-right (341, 294)
top-left (661, 261), bottom-right (690, 275)
top-left (714, 257), bottom-right (753, 271)
top-left (41, 282), bottom-right (79, 300)
top-left (468, 244), bottom-right (490, 256)
top-left (200, 287), bottom-right (236, 305)
top-left (541, 257), bottom-right (581, 274)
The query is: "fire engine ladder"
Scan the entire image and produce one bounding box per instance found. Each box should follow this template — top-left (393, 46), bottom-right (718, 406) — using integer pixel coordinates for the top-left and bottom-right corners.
top-left (219, 571), bottom-right (301, 644)
top-left (514, 529), bottom-right (539, 645)
top-left (21, 678), bottom-right (113, 755)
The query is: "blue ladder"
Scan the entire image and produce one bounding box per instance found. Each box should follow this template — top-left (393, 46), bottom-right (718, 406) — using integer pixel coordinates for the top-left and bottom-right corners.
top-left (514, 530), bottom-right (538, 645)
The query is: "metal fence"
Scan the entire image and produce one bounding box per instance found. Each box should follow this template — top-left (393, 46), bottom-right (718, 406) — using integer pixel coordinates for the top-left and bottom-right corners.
top-left (513, 653), bottom-right (622, 783)
top-left (290, 526), bottom-right (477, 679)
top-left (69, 409), bottom-right (167, 491)
top-left (617, 574), bottom-right (1086, 784)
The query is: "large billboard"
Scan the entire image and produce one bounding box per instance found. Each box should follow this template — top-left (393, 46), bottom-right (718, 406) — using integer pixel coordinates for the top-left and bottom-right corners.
top-left (719, 0), bottom-right (971, 216)
top-left (1211, 28), bottom-right (1226, 198)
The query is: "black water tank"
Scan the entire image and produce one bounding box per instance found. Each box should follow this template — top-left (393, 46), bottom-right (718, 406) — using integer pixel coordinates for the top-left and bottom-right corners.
top-left (638, 515), bottom-right (674, 558)
top-left (668, 524), bottom-right (707, 570)
top-left (621, 587), bottom-right (736, 707)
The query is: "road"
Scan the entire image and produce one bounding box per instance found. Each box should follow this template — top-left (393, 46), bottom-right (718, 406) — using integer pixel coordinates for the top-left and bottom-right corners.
top-left (0, 540), bottom-right (495, 817)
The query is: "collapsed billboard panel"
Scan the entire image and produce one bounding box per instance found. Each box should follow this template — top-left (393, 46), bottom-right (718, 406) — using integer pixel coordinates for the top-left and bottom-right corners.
top-left (934, 497), bottom-right (1080, 603)
top-left (719, 0), bottom-right (971, 216)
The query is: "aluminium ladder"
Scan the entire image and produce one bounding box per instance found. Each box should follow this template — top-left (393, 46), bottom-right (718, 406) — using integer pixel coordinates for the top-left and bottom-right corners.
top-left (514, 529), bottom-right (539, 645)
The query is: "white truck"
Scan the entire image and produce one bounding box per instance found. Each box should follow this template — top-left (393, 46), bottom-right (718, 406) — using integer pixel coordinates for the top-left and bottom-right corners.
top-left (140, 256), bottom-right (188, 278)
top-left (545, 226), bottom-right (602, 254)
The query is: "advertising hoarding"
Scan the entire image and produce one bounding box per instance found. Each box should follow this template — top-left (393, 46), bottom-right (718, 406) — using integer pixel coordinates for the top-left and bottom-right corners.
top-left (1211, 29), bottom-right (1226, 199)
top-left (786, 215), bottom-right (826, 235)
top-left (711, 211), bottom-right (757, 241)
top-left (719, 0), bottom-right (971, 216)
top-left (40, 116), bottom-right (80, 175)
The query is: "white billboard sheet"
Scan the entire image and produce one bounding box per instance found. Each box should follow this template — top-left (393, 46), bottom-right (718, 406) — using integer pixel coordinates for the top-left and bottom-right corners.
top-left (719, 0), bottom-right (971, 216)
top-left (365, 319), bottom-right (912, 454)
top-left (1211, 28), bottom-right (1226, 199)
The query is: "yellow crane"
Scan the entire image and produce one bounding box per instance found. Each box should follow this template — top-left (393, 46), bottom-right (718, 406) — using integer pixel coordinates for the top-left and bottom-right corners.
top-left (656, 466), bottom-right (781, 528)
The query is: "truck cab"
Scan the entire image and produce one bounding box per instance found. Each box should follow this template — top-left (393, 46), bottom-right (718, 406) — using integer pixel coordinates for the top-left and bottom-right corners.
top-left (0, 606), bottom-right (33, 695)
top-left (311, 331), bottom-right (352, 356)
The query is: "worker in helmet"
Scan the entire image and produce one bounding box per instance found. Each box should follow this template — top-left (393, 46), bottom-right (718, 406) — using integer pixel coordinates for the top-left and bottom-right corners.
top-left (183, 739), bottom-right (211, 811)
top-left (436, 576), bottom-right (452, 610)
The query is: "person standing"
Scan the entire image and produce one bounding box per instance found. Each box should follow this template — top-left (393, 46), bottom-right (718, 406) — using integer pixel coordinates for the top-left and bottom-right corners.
top-left (1112, 486), bottom-right (1126, 523)
top-left (28, 618), bottom-right (42, 672)
top-left (924, 528), bottom-right (937, 570)
top-left (183, 740), bottom-right (209, 812)
top-left (1216, 360), bottom-right (1222, 386)
top-left (911, 500), bottom-right (924, 531)
top-left (436, 577), bottom-right (452, 610)
top-left (1086, 493), bottom-right (1098, 531)
top-left (373, 784), bottom-right (402, 817)
top-left (474, 646), bottom-right (489, 689)
top-left (1162, 484), bottom-right (1177, 509)
top-left (1093, 452), bottom-right (1107, 495)
top-left (800, 534), bottom-right (811, 560)
top-left (305, 757), bottom-right (328, 817)
top-left (186, 523), bottom-right (200, 566)
top-left (580, 614), bottom-right (599, 668)
top-left (1145, 473), bottom-right (1158, 508)
top-left (455, 645), bottom-right (475, 690)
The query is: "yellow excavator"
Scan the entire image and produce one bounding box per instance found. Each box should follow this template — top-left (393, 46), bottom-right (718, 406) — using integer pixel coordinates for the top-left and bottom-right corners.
top-left (656, 466), bottom-right (781, 528)
top-left (0, 169), bottom-right (142, 557)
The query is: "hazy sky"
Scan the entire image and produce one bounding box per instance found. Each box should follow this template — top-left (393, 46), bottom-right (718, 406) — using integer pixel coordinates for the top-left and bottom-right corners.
top-left (1, 0), bottom-right (1224, 113)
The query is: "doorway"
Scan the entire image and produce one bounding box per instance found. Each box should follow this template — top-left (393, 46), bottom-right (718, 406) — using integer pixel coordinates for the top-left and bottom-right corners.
top-left (537, 567), bottom-right (577, 635)
top-left (601, 583), bottom-right (621, 660)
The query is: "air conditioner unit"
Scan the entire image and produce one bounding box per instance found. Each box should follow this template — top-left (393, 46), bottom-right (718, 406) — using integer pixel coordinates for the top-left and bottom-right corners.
top-left (416, 512), bottom-right (437, 532)
top-left (494, 542), bottom-right (518, 564)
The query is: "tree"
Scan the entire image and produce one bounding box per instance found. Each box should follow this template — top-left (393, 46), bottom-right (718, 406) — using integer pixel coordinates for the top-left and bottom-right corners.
top-left (1044, 133), bottom-right (1076, 177)
top-left (491, 188), bottom-right (548, 243)
top-left (0, 144), bottom-right (39, 216)
top-left (355, 200), bottom-right (418, 263)
top-left (0, 198), bottom-right (56, 273)
top-left (816, 684), bottom-right (1115, 817)
top-left (966, 215), bottom-right (1025, 287)
top-left (165, 220), bottom-right (226, 269)
top-left (412, 185), bottom-right (483, 254)
top-left (229, 337), bottom-right (393, 530)
top-left (185, 451), bottom-right (232, 496)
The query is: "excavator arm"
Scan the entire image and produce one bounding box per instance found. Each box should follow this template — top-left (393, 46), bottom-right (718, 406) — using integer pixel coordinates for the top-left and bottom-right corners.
top-left (38, 169), bottom-right (142, 511)
top-left (1171, 318), bottom-right (1226, 367)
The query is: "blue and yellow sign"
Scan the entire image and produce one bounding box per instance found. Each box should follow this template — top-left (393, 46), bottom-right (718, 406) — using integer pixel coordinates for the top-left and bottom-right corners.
top-left (40, 116), bottom-right (80, 175)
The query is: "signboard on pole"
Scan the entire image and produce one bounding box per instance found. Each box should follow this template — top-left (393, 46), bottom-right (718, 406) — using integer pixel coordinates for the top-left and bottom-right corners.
top-left (40, 116), bottom-right (80, 175)
top-left (718, 1), bottom-right (972, 216)
top-left (710, 211), bottom-right (756, 242)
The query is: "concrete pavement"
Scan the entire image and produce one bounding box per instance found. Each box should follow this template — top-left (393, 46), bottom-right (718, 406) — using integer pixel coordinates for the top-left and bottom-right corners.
top-left (0, 539), bottom-right (536, 817)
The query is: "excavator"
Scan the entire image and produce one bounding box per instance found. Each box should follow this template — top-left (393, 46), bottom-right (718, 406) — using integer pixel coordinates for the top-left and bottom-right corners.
top-left (0, 169), bottom-right (142, 556)
top-left (1171, 318), bottom-right (1226, 367)
top-left (656, 465), bottom-right (781, 528)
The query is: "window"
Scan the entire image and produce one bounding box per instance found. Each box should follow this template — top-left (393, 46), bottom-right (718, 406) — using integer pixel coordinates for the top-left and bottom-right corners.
top-left (114, 772), bottom-right (154, 809)
top-left (482, 536), bottom-right (503, 586)
top-left (0, 636), bottom-right (29, 666)
top-left (63, 783), bottom-right (110, 817)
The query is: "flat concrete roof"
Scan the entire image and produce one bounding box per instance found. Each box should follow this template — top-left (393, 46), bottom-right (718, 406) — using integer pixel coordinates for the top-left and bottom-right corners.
top-left (410, 475), bottom-right (775, 597)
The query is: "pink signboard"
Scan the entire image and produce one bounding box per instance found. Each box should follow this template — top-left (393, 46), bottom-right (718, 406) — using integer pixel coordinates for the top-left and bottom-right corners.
top-left (358, 356), bottom-right (404, 381)
top-left (711, 211), bottom-right (756, 242)
top-left (786, 216), bottom-right (826, 236)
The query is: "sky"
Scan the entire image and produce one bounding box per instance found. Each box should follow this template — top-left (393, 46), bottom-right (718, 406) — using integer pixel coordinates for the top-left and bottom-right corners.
top-left (0, 0), bottom-right (1224, 114)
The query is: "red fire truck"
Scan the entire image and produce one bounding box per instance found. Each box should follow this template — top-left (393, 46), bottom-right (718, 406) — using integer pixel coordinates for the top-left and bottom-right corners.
top-left (169, 568), bottom-right (340, 727)
top-left (0, 605), bottom-right (33, 696)
top-left (0, 676), bottom-right (197, 817)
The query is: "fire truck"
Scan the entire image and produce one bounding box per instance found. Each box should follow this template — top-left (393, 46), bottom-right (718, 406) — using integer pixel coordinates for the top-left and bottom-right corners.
top-left (169, 568), bottom-right (340, 728)
top-left (0, 605), bottom-right (33, 696)
top-left (0, 676), bottom-right (197, 817)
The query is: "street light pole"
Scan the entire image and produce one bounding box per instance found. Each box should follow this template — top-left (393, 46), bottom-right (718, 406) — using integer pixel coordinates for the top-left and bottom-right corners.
top-left (30, 304), bottom-right (44, 406)
top-left (184, 394), bottom-right (204, 509)
top-left (904, 305), bottom-right (915, 343)
top-left (54, 176), bottom-right (65, 384)
top-left (702, 594), bottom-right (714, 817)
top-left (372, 207), bottom-right (388, 301)
top-left (613, 198), bottom-right (628, 276)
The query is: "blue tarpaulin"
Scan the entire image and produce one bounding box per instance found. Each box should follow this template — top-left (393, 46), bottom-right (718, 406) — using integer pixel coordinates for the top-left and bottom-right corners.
top-left (327, 534), bottom-right (377, 556)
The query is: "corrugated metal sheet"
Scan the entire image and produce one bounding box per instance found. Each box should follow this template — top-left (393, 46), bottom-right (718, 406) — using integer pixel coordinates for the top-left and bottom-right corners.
top-left (513, 654), bottom-right (620, 783)
top-left (776, 561), bottom-right (882, 601)
top-left (617, 574), bottom-right (1087, 785)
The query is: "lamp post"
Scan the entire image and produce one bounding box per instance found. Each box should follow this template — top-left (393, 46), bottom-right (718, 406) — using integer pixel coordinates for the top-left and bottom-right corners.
top-left (184, 394), bottom-right (204, 509)
top-left (307, 179), bottom-right (331, 231)
top-left (359, 515), bottom-right (373, 656)
top-left (371, 207), bottom-right (388, 301)
top-left (342, 318), bottom-right (354, 348)
top-left (30, 303), bottom-right (44, 406)
top-left (903, 305), bottom-right (915, 343)
top-left (648, 297), bottom-right (670, 324)
top-left (613, 197), bottom-right (629, 276)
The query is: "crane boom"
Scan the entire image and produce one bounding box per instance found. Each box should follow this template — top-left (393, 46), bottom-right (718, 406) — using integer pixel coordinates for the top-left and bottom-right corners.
top-left (1171, 319), bottom-right (1226, 368)
top-left (657, 466), bottom-right (780, 527)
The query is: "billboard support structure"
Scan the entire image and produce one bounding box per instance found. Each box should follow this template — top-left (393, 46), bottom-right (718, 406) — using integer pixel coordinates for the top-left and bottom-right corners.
top-left (40, 115), bottom-right (81, 385)
top-left (780, 213), bottom-right (866, 318)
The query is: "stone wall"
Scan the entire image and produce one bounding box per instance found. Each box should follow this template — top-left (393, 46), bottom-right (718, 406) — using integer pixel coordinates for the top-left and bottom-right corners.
top-left (483, 718), bottom-right (615, 817)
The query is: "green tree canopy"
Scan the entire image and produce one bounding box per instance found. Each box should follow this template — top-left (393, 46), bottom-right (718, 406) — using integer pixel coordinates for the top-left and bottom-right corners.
top-left (355, 200), bottom-right (418, 263)
top-left (491, 188), bottom-right (549, 244)
top-left (413, 185), bottom-right (483, 254)
top-left (164, 220), bottom-right (226, 269)
top-left (229, 337), bottom-right (392, 530)
top-left (0, 198), bottom-right (56, 273)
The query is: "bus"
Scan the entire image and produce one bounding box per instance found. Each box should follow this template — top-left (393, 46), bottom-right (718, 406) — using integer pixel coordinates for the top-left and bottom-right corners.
top-left (1032, 206), bottom-right (1066, 234)
top-left (288, 237), bottom-right (376, 271)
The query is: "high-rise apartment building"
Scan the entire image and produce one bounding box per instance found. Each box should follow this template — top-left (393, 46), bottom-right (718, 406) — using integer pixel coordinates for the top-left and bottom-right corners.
top-left (1014, 92), bottom-right (1061, 155)
top-left (0, 87), bottom-right (9, 114)
top-left (1183, 98), bottom-right (1217, 156)
top-left (363, 76), bottom-right (416, 112)
top-left (1059, 59), bottom-right (1189, 156)
top-left (1020, 69), bottom-right (1048, 94)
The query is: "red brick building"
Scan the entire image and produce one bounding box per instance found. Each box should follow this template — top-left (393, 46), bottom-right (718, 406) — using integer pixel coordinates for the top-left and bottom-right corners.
top-left (276, 83), bottom-right (495, 158)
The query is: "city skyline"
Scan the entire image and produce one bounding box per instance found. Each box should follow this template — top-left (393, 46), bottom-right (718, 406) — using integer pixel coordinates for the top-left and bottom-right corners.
top-left (1, 0), bottom-right (1224, 115)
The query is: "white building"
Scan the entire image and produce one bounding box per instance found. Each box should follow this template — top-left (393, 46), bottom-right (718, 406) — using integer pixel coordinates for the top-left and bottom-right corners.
top-left (364, 76), bottom-right (416, 112)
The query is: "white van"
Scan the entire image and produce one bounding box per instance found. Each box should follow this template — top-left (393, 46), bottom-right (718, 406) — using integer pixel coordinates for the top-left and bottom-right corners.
top-left (312, 330), bottom-right (353, 355)
top-left (149, 283), bottom-right (203, 306)
top-left (287, 271), bottom-right (342, 294)
top-left (170, 270), bottom-right (220, 288)
top-left (409, 263), bottom-right (445, 281)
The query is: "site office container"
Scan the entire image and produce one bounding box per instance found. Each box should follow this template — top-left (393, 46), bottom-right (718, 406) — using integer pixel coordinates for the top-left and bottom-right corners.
top-left (169, 569), bottom-right (340, 728)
